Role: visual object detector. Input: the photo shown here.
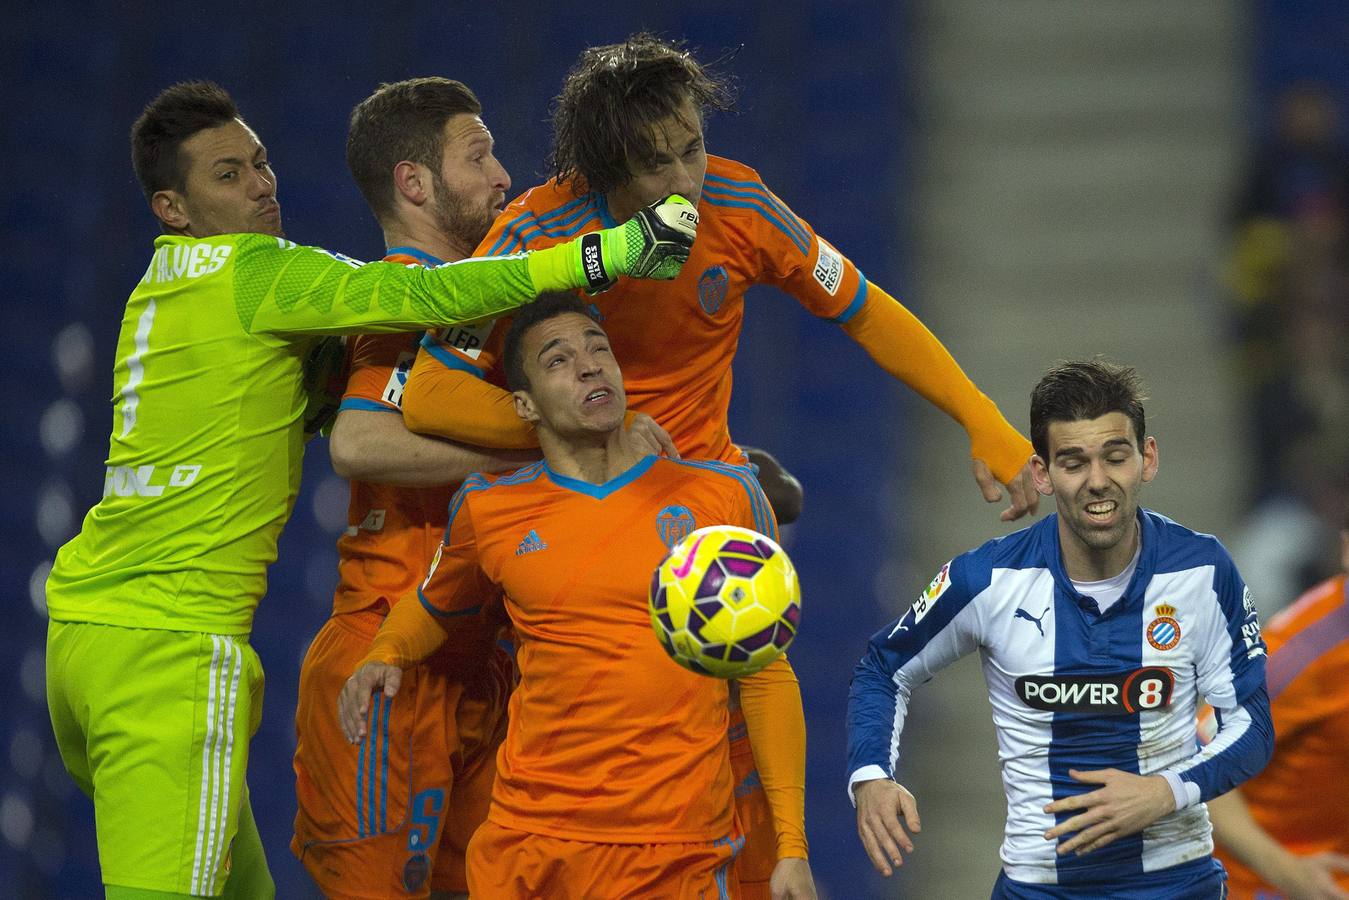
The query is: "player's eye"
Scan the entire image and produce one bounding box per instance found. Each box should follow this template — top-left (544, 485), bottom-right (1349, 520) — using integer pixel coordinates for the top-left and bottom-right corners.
top-left (218, 170), bottom-right (236, 181)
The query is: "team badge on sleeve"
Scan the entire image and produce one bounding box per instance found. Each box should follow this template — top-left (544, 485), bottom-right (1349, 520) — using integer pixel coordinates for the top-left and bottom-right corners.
top-left (381, 351), bottom-right (415, 408)
top-left (1146, 603), bottom-right (1181, 651)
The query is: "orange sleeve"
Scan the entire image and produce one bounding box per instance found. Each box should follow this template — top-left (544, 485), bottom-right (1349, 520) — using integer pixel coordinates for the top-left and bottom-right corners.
top-left (841, 284), bottom-right (1032, 484)
top-left (341, 332), bottom-right (419, 410)
top-left (401, 345), bottom-right (539, 449)
top-left (739, 655), bottom-right (808, 859)
top-left (355, 591), bottom-right (447, 669)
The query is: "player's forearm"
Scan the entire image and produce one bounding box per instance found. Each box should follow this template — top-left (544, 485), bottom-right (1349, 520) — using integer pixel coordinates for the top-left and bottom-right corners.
top-left (328, 408), bottom-right (536, 487)
top-left (840, 285), bottom-right (1031, 484)
top-left (1166, 690), bottom-right (1274, 807)
top-left (241, 240), bottom-right (543, 336)
top-left (356, 594), bottom-right (448, 669)
top-left (739, 656), bottom-right (808, 859)
top-left (1207, 789), bottom-right (1304, 891)
top-left (402, 355), bottom-right (539, 449)
top-left (846, 647), bottom-right (909, 782)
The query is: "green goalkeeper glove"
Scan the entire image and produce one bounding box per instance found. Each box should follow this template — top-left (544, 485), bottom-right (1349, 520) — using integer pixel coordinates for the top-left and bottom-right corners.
top-left (527, 194), bottom-right (699, 294)
top-left (301, 335), bottom-right (348, 439)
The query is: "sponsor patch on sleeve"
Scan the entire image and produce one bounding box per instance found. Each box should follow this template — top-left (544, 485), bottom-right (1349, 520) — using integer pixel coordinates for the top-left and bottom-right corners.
top-left (381, 351), bottom-right (416, 408)
top-left (432, 318), bottom-right (494, 360)
top-left (911, 561), bottom-right (953, 625)
top-left (812, 238), bottom-right (844, 296)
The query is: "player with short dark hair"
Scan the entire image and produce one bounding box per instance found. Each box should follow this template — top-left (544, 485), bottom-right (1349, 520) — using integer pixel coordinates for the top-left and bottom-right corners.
top-left (43, 79), bottom-right (695, 900)
top-left (338, 294), bottom-right (808, 898)
top-left (848, 359), bottom-right (1274, 898)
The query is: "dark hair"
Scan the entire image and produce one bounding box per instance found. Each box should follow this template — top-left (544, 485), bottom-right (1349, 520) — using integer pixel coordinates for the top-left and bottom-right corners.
top-left (549, 33), bottom-right (735, 196)
top-left (347, 77), bottom-right (482, 222)
top-left (130, 81), bottom-right (239, 203)
top-left (1030, 359), bottom-right (1147, 459)
top-left (503, 294), bottom-right (602, 391)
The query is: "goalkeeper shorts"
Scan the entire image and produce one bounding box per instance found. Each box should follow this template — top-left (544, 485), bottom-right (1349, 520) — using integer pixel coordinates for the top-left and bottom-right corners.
top-left (46, 620), bottom-right (265, 896)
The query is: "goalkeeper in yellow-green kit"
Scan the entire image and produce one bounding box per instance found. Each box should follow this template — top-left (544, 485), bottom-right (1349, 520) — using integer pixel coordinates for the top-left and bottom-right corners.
top-left (43, 81), bottom-right (696, 900)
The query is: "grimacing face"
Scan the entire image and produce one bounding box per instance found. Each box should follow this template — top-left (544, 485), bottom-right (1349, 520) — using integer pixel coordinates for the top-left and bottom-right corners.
top-left (158, 118), bottom-right (283, 238)
top-left (1031, 411), bottom-right (1158, 576)
top-left (514, 312), bottom-right (626, 439)
top-left (606, 95), bottom-right (707, 223)
top-left (429, 113), bottom-right (510, 254)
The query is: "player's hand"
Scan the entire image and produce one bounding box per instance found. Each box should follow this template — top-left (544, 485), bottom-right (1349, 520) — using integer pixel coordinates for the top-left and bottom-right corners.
top-left (1273, 852), bottom-right (1349, 900)
top-left (854, 778), bottom-right (921, 877)
top-left (302, 335), bottom-right (347, 439)
top-left (973, 458), bottom-right (1039, 522)
top-left (621, 412), bottom-right (680, 459)
top-left (769, 857), bottom-right (818, 899)
top-left (1043, 769), bottom-right (1175, 856)
top-left (338, 661), bottom-right (404, 744)
top-left (594, 193), bottom-right (697, 290)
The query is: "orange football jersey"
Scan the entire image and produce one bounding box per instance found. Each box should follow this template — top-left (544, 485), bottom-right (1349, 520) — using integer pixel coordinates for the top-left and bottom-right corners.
top-left (414, 155), bottom-right (866, 462)
top-left (1207, 574), bottom-right (1349, 897)
top-left (418, 455), bottom-right (779, 842)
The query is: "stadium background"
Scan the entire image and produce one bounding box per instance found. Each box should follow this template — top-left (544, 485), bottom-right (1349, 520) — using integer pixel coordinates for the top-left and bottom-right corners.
top-left (3, 1), bottom-right (1346, 896)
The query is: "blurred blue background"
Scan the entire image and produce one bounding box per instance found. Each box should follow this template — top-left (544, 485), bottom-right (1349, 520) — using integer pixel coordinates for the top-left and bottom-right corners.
top-left (5, 0), bottom-right (1349, 897)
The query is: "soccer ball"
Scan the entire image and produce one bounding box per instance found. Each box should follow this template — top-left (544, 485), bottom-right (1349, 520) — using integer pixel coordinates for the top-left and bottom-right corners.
top-left (649, 525), bottom-right (801, 678)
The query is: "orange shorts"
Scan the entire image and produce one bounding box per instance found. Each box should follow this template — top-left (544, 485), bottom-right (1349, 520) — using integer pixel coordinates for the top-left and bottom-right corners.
top-left (728, 708), bottom-right (774, 899)
top-left (292, 607), bottom-right (511, 898)
top-left (467, 820), bottom-right (743, 900)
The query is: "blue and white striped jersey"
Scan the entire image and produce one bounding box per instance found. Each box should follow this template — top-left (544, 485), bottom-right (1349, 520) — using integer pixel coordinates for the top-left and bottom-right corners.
top-left (847, 509), bottom-right (1273, 887)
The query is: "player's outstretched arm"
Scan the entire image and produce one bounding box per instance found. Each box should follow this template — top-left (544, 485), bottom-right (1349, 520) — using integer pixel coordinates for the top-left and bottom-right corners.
top-left (526, 193), bottom-right (698, 293)
top-left (337, 592), bottom-right (449, 741)
top-left (1209, 788), bottom-right (1349, 900)
top-left (328, 408), bottom-right (538, 487)
top-left (836, 284), bottom-right (1037, 521)
top-left (854, 779), bottom-right (921, 877)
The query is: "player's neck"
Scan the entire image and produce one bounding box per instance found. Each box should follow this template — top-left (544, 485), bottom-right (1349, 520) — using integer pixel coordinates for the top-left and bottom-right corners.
top-left (541, 428), bottom-right (646, 485)
top-left (1059, 522), bottom-right (1140, 583)
top-left (381, 220), bottom-right (471, 264)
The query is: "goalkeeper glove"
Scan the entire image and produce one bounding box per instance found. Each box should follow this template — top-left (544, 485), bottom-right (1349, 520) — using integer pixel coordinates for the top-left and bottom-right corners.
top-left (301, 335), bottom-right (348, 439)
top-left (525, 194), bottom-right (698, 294)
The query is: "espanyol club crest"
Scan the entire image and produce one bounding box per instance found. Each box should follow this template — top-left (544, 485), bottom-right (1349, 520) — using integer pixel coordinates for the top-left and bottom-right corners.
top-left (656, 505), bottom-right (696, 548)
top-left (1146, 602), bottom-right (1181, 651)
top-left (697, 265), bottom-right (729, 315)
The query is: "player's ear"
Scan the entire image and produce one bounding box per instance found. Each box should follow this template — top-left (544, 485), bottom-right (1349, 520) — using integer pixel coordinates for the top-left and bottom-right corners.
top-left (1030, 455), bottom-right (1054, 497)
top-left (1140, 436), bottom-right (1159, 483)
top-left (513, 389), bottom-right (539, 424)
top-left (392, 160), bottom-right (429, 207)
top-left (151, 189), bottom-right (189, 232)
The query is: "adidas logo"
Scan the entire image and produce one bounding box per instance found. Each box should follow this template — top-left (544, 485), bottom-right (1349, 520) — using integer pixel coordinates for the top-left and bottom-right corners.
top-left (515, 529), bottom-right (548, 556)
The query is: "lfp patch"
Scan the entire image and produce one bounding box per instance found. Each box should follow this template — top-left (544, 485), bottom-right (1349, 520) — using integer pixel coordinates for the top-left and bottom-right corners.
top-left (656, 505), bottom-right (696, 548)
top-left (1146, 603), bottom-right (1181, 651)
top-left (698, 265), bottom-right (729, 315)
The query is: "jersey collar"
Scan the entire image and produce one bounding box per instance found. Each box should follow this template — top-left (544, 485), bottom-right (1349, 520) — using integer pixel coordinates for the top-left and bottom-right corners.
top-left (384, 245), bottom-right (444, 267)
top-left (543, 454), bottom-right (657, 499)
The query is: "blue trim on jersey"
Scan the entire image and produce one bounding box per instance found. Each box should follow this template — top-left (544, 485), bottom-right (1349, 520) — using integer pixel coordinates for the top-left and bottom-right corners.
top-left (366, 694), bottom-right (381, 835)
top-left (828, 273), bottom-right (870, 324)
top-left (418, 588), bottom-right (483, 619)
top-left (379, 696), bottom-right (392, 832)
top-left (356, 712), bottom-right (368, 837)
top-left (337, 398), bottom-right (400, 414)
top-left (701, 187), bottom-right (811, 256)
top-left (488, 196), bottom-right (597, 256)
top-left (703, 172), bottom-right (812, 251)
top-left (418, 335), bottom-right (486, 378)
top-left (543, 454), bottom-right (658, 499)
top-left (383, 245), bottom-right (444, 267)
top-left (443, 463), bottom-right (548, 539)
top-left (494, 203), bottom-right (602, 256)
top-left (669, 458), bottom-right (777, 540)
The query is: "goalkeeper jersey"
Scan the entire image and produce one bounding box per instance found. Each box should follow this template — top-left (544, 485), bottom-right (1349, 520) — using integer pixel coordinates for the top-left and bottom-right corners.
top-left (47, 232), bottom-right (539, 636)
